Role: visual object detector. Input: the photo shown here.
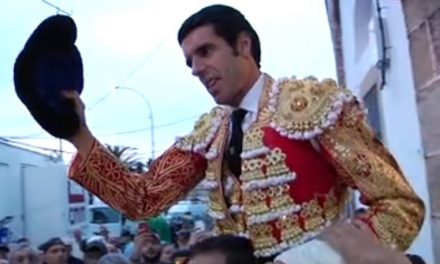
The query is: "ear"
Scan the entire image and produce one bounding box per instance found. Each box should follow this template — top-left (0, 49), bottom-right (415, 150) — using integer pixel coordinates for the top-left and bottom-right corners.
top-left (236, 32), bottom-right (252, 58)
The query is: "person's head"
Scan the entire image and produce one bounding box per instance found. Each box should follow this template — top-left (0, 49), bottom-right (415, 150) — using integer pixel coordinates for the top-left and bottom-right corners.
top-left (82, 237), bottom-right (108, 264)
top-left (189, 235), bottom-right (256, 264)
top-left (38, 238), bottom-right (67, 264)
top-left (176, 230), bottom-right (191, 245)
top-left (7, 244), bottom-right (39, 264)
top-left (138, 232), bottom-right (162, 263)
top-left (0, 244), bottom-right (9, 260)
top-left (178, 4), bottom-right (261, 106)
top-left (15, 239), bottom-right (30, 248)
top-left (96, 253), bottom-right (129, 264)
top-left (160, 243), bottom-right (176, 264)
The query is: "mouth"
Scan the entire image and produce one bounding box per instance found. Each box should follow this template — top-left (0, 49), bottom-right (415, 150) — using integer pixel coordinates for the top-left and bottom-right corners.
top-left (204, 78), bottom-right (220, 96)
top-left (203, 77), bottom-right (219, 89)
top-left (208, 78), bottom-right (218, 88)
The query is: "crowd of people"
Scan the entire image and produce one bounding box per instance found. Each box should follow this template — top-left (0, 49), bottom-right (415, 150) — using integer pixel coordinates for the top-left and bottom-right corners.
top-left (0, 216), bottom-right (428, 264)
top-left (0, 212), bottom-right (220, 264)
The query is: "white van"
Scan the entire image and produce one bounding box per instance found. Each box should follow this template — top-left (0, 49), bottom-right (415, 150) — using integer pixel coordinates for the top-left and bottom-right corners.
top-left (85, 204), bottom-right (122, 237)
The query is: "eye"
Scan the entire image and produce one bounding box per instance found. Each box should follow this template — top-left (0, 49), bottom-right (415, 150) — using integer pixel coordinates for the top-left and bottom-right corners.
top-left (199, 46), bottom-right (210, 57)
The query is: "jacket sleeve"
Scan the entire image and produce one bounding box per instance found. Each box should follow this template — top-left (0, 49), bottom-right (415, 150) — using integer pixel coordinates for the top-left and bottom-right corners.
top-left (69, 140), bottom-right (207, 220)
top-left (317, 98), bottom-right (425, 250)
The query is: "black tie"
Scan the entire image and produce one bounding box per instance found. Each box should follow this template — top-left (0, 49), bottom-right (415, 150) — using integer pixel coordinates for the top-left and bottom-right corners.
top-left (227, 109), bottom-right (247, 176)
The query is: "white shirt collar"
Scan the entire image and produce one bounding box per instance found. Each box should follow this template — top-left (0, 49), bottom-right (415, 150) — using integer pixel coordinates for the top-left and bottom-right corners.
top-left (238, 73), bottom-right (265, 113)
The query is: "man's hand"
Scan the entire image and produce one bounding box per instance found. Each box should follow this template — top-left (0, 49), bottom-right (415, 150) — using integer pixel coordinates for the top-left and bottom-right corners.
top-left (63, 91), bottom-right (94, 157)
top-left (320, 220), bottom-right (411, 264)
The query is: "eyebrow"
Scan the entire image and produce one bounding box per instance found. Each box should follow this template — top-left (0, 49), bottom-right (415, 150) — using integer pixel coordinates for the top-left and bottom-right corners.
top-left (185, 43), bottom-right (213, 67)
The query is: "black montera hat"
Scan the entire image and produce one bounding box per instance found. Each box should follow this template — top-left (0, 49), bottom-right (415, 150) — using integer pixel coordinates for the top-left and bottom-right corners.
top-left (14, 15), bottom-right (84, 139)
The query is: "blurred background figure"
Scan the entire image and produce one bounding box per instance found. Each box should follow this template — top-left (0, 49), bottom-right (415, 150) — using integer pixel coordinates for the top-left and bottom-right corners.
top-left (159, 243), bottom-right (175, 264)
top-left (38, 238), bottom-right (68, 264)
top-left (7, 244), bottom-right (39, 264)
top-left (96, 253), bottom-right (129, 264)
top-left (82, 237), bottom-right (108, 264)
top-left (61, 237), bottom-right (83, 264)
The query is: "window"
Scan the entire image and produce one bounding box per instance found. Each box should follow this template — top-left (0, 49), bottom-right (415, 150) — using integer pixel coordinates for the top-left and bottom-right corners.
top-left (363, 84), bottom-right (382, 139)
top-left (90, 207), bottom-right (120, 224)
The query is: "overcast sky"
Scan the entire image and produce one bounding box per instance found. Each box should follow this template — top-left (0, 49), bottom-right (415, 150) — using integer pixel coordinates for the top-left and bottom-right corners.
top-left (0, 0), bottom-right (336, 162)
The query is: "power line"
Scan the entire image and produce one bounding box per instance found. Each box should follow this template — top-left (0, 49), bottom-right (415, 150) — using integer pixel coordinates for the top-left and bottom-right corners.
top-left (117, 40), bottom-right (167, 87)
top-left (1, 114), bottom-right (200, 139)
top-left (96, 115), bottom-right (199, 136)
top-left (88, 39), bottom-right (167, 111)
top-left (5, 132), bottom-right (47, 140)
top-left (0, 137), bottom-right (74, 154)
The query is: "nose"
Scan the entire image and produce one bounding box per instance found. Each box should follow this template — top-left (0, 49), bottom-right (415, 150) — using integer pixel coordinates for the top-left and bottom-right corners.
top-left (191, 57), bottom-right (206, 77)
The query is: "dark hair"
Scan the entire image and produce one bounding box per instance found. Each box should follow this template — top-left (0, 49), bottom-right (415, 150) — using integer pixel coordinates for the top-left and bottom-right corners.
top-left (16, 238), bottom-right (29, 244)
top-left (38, 237), bottom-right (65, 253)
top-left (178, 4), bottom-right (261, 68)
top-left (189, 235), bottom-right (257, 264)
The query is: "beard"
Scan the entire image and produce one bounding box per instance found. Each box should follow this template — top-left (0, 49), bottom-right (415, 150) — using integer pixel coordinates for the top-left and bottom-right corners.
top-left (142, 253), bottom-right (161, 263)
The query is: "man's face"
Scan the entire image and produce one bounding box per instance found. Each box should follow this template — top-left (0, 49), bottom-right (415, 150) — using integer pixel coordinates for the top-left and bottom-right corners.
top-left (160, 244), bottom-right (176, 263)
top-left (140, 236), bottom-right (162, 260)
top-left (10, 248), bottom-right (39, 264)
top-left (44, 245), bottom-right (67, 264)
top-left (190, 252), bottom-right (226, 264)
top-left (181, 25), bottom-right (251, 106)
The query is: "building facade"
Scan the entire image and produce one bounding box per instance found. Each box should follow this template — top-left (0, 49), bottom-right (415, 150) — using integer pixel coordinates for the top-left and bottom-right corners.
top-left (325, 0), bottom-right (439, 262)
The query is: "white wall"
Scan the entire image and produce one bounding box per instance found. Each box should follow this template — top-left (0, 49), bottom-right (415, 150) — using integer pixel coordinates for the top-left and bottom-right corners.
top-left (0, 141), bottom-right (67, 242)
top-left (338, 0), bottom-right (433, 262)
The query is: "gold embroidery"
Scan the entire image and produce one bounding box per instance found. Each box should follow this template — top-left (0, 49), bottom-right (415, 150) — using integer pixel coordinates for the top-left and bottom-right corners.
top-left (227, 175), bottom-right (242, 210)
top-left (69, 142), bottom-right (206, 220)
top-left (322, 189), bottom-right (339, 221)
top-left (176, 107), bottom-right (226, 153)
top-left (241, 158), bottom-right (266, 182)
top-left (269, 77), bottom-right (353, 140)
top-left (241, 148), bottom-right (297, 221)
top-left (218, 218), bottom-right (239, 234)
top-left (291, 96), bottom-right (309, 112)
top-left (209, 191), bottom-right (226, 212)
top-left (248, 224), bottom-right (277, 251)
top-left (244, 189), bottom-right (269, 215)
top-left (318, 100), bottom-right (425, 250)
top-left (275, 214), bottom-right (303, 242)
top-left (300, 198), bottom-right (325, 231)
top-left (267, 184), bottom-right (294, 210)
top-left (232, 213), bottom-right (247, 234)
top-left (205, 164), bottom-right (217, 182)
top-left (242, 128), bottom-right (267, 155)
top-left (266, 148), bottom-right (290, 177)
top-left (206, 116), bottom-right (233, 230)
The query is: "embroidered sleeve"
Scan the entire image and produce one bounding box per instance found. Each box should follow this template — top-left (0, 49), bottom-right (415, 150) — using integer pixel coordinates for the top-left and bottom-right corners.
top-left (317, 98), bottom-right (425, 250)
top-left (69, 140), bottom-right (207, 220)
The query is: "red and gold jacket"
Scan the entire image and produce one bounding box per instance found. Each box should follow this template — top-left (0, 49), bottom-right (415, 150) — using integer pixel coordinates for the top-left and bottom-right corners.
top-left (69, 75), bottom-right (424, 258)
